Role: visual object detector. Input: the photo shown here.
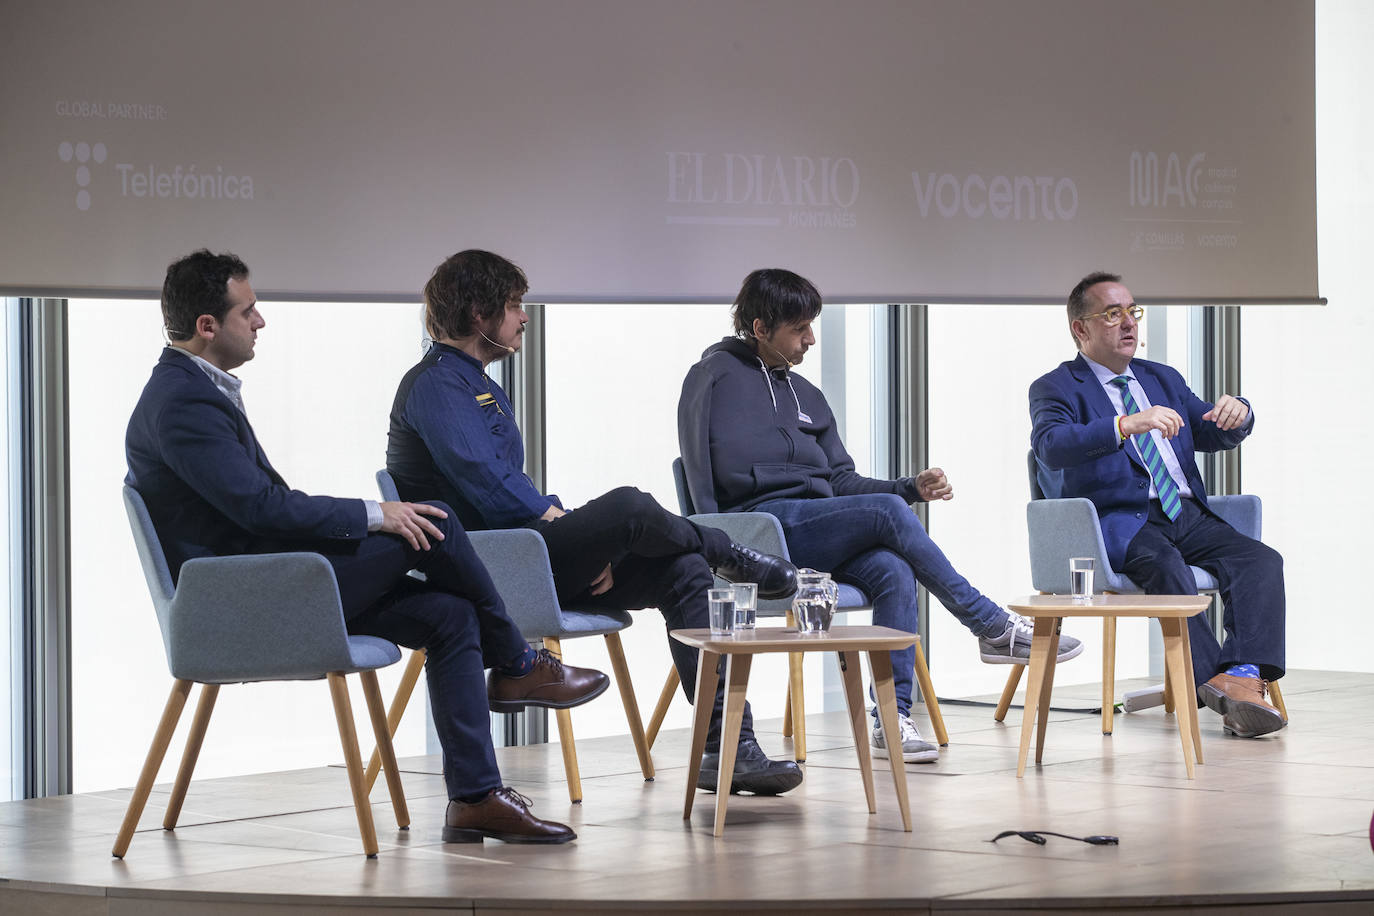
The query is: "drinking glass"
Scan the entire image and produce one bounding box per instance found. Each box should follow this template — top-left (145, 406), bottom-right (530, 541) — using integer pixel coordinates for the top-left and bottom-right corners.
top-left (708, 588), bottom-right (736, 635)
top-left (732, 582), bottom-right (757, 630)
top-left (1070, 557), bottom-right (1095, 599)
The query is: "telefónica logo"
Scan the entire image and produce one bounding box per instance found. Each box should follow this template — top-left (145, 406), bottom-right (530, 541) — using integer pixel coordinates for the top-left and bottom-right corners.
top-left (58, 140), bottom-right (108, 210)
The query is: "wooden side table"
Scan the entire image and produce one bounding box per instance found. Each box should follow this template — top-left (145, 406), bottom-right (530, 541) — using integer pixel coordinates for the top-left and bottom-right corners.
top-left (671, 625), bottom-right (917, 837)
top-left (1007, 595), bottom-right (1210, 778)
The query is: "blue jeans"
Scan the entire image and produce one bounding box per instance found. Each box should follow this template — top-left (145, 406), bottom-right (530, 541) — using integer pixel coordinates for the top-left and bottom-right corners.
top-left (757, 493), bottom-right (1007, 716)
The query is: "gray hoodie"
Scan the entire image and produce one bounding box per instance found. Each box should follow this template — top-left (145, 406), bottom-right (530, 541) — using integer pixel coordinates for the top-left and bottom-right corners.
top-left (677, 336), bottom-right (922, 513)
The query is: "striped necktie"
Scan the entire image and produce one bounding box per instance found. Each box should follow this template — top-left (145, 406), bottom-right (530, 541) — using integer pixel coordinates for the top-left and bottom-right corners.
top-left (1112, 376), bottom-right (1181, 521)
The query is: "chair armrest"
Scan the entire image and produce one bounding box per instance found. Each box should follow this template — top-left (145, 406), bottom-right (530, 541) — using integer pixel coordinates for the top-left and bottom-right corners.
top-left (170, 552), bottom-right (362, 682)
top-left (468, 528), bottom-right (564, 640)
top-left (1026, 498), bottom-right (1134, 594)
top-left (1208, 494), bottom-right (1261, 540)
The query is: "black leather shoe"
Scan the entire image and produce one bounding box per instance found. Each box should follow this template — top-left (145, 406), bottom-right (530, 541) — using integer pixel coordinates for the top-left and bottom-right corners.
top-left (715, 544), bottom-right (798, 599)
top-left (698, 737), bottom-right (803, 795)
top-left (487, 649), bottom-right (610, 713)
top-left (443, 787), bottom-right (575, 844)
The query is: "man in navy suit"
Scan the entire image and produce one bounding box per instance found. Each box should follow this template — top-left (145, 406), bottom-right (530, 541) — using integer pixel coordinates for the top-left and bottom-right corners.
top-left (125, 249), bottom-right (610, 843)
top-left (1029, 271), bottom-right (1286, 738)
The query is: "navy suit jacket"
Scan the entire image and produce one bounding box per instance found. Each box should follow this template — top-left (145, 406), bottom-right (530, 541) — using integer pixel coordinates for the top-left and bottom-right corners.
top-left (1029, 354), bottom-right (1251, 569)
top-left (125, 347), bottom-right (367, 579)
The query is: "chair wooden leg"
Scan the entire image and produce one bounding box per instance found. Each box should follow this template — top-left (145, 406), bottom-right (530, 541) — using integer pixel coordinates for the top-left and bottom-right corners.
top-left (112, 678), bottom-right (193, 858)
top-left (163, 683), bottom-right (219, 830)
top-left (327, 672), bottom-right (380, 857)
top-left (995, 666), bottom-right (1023, 722)
top-left (781, 609), bottom-right (797, 739)
top-left (911, 638), bottom-right (948, 746)
top-left (604, 631), bottom-right (654, 780)
top-left (1102, 616), bottom-right (1117, 735)
top-left (646, 666), bottom-right (680, 750)
top-left (1268, 679), bottom-right (1288, 721)
top-left (787, 643), bottom-right (807, 762)
top-left (1163, 665), bottom-right (1176, 714)
top-left (359, 670), bottom-right (410, 829)
top-left (545, 637), bottom-right (583, 804)
top-left (364, 648), bottom-right (426, 794)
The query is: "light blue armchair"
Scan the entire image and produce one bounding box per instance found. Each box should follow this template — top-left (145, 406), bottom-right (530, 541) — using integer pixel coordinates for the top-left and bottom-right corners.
top-left (113, 486), bottom-right (409, 859)
top-left (365, 471), bottom-right (653, 804)
top-left (1017, 451), bottom-right (1284, 731)
top-left (643, 458), bottom-right (949, 761)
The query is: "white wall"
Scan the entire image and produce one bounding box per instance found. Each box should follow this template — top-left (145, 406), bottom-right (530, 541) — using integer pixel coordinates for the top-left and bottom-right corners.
top-left (1235, 0), bottom-right (1373, 674)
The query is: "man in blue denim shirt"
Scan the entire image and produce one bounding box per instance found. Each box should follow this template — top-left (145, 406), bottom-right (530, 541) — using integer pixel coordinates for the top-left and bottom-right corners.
top-left (387, 249), bottom-right (803, 796)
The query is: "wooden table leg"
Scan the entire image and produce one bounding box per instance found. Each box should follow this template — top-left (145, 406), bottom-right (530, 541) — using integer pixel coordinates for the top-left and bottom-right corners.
top-left (1017, 617), bottom-right (1057, 777)
top-left (838, 650), bottom-right (876, 814)
top-left (683, 650), bottom-right (722, 820)
top-left (1159, 618), bottom-right (1196, 778)
top-left (1177, 619), bottom-right (1203, 766)
top-left (1035, 617), bottom-right (1061, 766)
top-left (713, 653), bottom-right (753, 837)
top-left (868, 651), bottom-right (912, 832)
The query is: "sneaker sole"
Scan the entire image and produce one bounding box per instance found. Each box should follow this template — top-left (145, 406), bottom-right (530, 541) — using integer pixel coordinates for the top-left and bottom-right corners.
top-left (979, 641), bottom-right (1086, 665)
top-left (488, 677), bottom-right (611, 713)
top-left (872, 742), bottom-right (939, 764)
top-left (697, 768), bottom-right (804, 796)
top-left (1198, 684), bottom-right (1286, 738)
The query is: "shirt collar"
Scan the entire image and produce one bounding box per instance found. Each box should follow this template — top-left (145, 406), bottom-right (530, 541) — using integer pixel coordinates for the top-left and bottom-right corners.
top-left (170, 344), bottom-right (245, 409)
top-left (1082, 353), bottom-right (1133, 387)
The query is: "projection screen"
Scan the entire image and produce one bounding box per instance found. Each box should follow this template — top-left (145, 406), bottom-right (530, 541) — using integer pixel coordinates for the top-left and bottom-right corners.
top-left (0, 0), bottom-right (1319, 304)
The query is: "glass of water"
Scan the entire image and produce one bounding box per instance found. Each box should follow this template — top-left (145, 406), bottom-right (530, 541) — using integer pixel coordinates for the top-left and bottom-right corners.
top-left (732, 582), bottom-right (757, 630)
top-left (708, 588), bottom-right (736, 635)
top-left (1069, 557), bottom-right (1095, 599)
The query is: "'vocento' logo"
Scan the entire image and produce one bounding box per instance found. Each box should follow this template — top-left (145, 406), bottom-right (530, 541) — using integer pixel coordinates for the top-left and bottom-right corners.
top-left (58, 140), bottom-right (108, 210)
top-left (910, 169), bottom-right (1078, 221)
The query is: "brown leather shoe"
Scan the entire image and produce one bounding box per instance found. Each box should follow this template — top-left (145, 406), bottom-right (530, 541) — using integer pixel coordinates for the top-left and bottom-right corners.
top-left (487, 648), bottom-right (610, 712)
top-left (443, 788), bottom-right (575, 844)
top-left (1198, 673), bottom-right (1286, 738)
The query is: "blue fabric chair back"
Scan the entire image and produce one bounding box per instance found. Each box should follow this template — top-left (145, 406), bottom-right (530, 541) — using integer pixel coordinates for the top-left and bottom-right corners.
top-left (123, 486), bottom-right (400, 684)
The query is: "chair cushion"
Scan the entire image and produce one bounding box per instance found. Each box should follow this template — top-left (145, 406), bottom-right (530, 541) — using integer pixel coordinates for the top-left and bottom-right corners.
top-left (553, 608), bottom-right (635, 637)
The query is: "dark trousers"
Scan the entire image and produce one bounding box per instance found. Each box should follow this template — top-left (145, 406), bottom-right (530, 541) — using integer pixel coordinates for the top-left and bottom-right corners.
top-left (534, 486), bottom-right (749, 751)
top-left (1121, 497), bottom-right (1285, 685)
top-left (264, 500), bottom-right (526, 800)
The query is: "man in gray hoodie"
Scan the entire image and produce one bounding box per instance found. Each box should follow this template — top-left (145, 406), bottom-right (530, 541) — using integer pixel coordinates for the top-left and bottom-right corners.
top-left (678, 268), bottom-right (1082, 763)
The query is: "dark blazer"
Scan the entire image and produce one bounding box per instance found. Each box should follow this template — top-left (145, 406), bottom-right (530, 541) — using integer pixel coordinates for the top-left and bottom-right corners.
top-left (1029, 354), bottom-right (1251, 568)
top-left (125, 347), bottom-right (367, 579)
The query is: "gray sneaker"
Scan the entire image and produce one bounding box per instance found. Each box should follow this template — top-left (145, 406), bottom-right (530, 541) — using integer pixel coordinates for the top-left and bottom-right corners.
top-left (871, 713), bottom-right (939, 763)
top-left (978, 612), bottom-right (1084, 665)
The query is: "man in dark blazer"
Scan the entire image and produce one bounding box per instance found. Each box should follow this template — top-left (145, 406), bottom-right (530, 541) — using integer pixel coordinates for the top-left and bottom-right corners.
top-left (125, 249), bottom-right (609, 844)
top-left (1029, 271), bottom-right (1286, 738)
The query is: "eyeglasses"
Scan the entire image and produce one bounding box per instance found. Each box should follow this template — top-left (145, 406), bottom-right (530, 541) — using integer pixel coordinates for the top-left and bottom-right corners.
top-left (1081, 304), bottom-right (1144, 326)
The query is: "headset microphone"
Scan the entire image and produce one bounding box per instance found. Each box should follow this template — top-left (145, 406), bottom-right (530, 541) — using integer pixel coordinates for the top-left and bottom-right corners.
top-left (479, 329), bottom-right (516, 354)
top-left (754, 334), bottom-right (795, 369)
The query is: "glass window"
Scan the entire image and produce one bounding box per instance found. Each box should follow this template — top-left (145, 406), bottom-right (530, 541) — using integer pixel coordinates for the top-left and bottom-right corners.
top-left (923, 304), bottom-right (1161, 697)
top-left (67, 297), bottom-right (432, 792)
top-left (1, 300), bottom-right (13, 800)
top-left (542, 303), bottom-right (885, 736)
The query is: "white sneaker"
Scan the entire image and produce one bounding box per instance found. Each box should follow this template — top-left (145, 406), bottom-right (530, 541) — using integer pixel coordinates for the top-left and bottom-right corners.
top-left (871, 713), bottom-right (939, 763)
top-left (978, 612), bottom-right (1084, 665)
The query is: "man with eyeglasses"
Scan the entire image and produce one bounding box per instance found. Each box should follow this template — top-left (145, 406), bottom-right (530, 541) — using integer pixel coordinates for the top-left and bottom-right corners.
top-left (1029, 271), bottom-right (1286, 739)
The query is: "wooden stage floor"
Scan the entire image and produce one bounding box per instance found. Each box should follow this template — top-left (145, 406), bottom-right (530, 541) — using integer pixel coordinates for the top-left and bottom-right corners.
top-left (2, 671), bottom-right (1372, 915)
